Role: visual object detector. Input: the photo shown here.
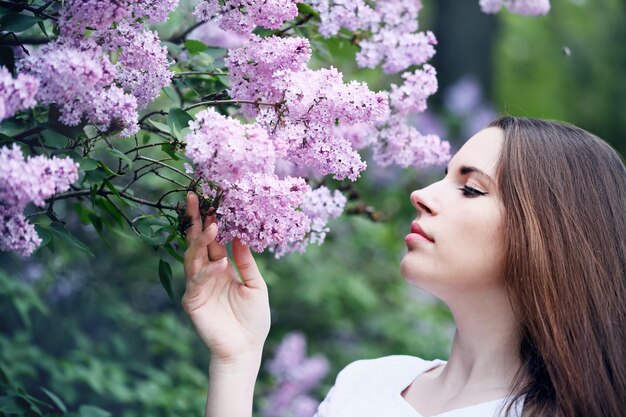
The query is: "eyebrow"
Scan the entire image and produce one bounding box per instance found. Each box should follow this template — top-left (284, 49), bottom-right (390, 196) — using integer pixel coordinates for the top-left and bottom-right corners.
top-left (444, 165), bottom-right (495, 184)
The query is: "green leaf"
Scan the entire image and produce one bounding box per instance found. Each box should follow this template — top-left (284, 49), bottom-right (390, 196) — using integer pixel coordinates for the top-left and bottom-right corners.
top-left (0, 364), bottom-right (9, 384)
top-left (297, 3), bottom-right (319, 16)
top-left (41, 129), bottom-right (68, 148)
top-left (34, 225), bottom-right (52, 248)
top-left (95, 197), bottom-right (124, 227)
top-left (135, 216), bottom-right (170, 246)
top-left (105, 148), bottom-right (134, 170)
top-left (167, 107), bottom-right (193, 140)
top-left (148, 120), bottom-right (171, 134)
top-left (102, 178), bottom-right (128, 206)
top-left (163, 242), bottom-right (184, 263)
top-left (80, 158), bottom-right (99, 172)
top-left (184, 39), bottom-right (208, 55)
top-left (37, 21), bottom-right (49, 38)
top-left (49, 222), bottom-right (94, 257)
top-left (41, 388), bottom-right (67, 414)
top-left (0, 14), bottom-right (41, 32)
top-left (161, 143), bottom-right (180, 160)
top-left (98, 160), bottom-right (120, 176)
top-left (79, 405), bottom-right (112, 417)
top-left (162, 86), bottom-right (179, 103)
top-left (158, 259), bottom-right (175, 302)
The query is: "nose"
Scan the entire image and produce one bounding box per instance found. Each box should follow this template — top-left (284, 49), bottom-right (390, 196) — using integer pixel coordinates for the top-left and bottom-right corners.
top-left (410, 185), bottom-right (439, 217)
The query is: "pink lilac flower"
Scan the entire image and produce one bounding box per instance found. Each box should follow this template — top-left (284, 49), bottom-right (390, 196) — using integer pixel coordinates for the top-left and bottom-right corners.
top-left (226, 36), bottom-right (388, 180)
top-left (389, 64), bottom-right (438, 115)
top-left (203, 173), bottom-right (311, 252)
top-left (225, 35), bottom-right (312, 117)
top-left (505, 0), bottom-right (550, 16)
top-left (307, 0), bottom-right (379, 37)
top-left (193, 0), bottom-right (302, 35)
top-left (264, 67), bottom-right (387, 180)
top-left (187, 21), bottom-right (247, 49)
top-left (19, 41), bottom-right (139, 135)
top-left (271, 186), bottom-right (346, 257)
top-left (480, 0), bottom-right (550, 15)
top-left (98, 22), bottom-right (173, 108)
top-left (0, 144), bottom-right (79, 256)
top-left (58, 0), bottom-right (178, 35)
top-left (311, 0), bottom-right (435, 74)
top-left (479, 0), bottom-right (504, 13)
top-left (374, 115), bottom-right (450, 168)
top-left (0, 209), bottom-right (42, 257)
top-left (357, 29), bottom-right (437, 74)
top-left (262, 332), bottom-right (329, 417)
top-left (0, 66), bottom-right (39, 122)
top-left (335, 122), bottom-right (377, 150)
top-left (185, 108), bottom-right (276, 188)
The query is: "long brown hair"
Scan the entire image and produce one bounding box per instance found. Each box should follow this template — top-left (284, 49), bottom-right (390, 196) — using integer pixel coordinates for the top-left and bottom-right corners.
top-left (490, 117), bottom-right (626, 417)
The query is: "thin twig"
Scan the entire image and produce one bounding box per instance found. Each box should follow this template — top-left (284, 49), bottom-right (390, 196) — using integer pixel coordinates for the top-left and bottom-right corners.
top-left (184, 99), bottom-right (284, 111)
top-left (135, 155), bottom-right (193, 180)
top-left (51, 189), bottom-right (178, 211)
top-left (167, 21), bottom-right (205, 44)
top-left (102, 194), bottom-right (141, 236)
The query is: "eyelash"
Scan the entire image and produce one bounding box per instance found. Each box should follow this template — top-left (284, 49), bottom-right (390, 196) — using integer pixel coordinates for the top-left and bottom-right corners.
top-left (458, 185), bottom-right (487, 198)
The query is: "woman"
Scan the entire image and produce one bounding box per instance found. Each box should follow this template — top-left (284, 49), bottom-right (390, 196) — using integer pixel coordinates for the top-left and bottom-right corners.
top-left (181, 116), bottom-right (626, 417)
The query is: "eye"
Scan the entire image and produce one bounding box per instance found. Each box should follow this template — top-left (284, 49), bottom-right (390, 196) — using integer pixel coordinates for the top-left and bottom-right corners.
top-left (458, 185), bottom-right (487, 198)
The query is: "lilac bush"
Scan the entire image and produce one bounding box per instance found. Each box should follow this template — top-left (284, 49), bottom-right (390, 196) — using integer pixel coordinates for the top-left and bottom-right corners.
top-left (0, 0), bottom-right (548, 258)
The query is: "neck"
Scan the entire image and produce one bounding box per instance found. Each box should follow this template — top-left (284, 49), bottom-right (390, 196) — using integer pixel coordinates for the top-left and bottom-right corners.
top-left (434, 285), bottom-right (523, 398)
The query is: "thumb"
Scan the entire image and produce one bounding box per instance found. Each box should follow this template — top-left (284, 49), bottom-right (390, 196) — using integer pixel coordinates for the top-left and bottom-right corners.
top-left (232, 238), bottom-right (266, 290)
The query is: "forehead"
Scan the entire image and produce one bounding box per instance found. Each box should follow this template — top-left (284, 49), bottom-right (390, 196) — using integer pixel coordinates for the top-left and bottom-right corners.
top-left (449, 127), bottom-right (503, 177)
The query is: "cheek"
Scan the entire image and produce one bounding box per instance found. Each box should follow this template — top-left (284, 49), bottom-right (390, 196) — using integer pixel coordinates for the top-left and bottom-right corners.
top-left (401, 208), bottom-right (505, 292)
top-left (441, 209), bottom-right (505, 288)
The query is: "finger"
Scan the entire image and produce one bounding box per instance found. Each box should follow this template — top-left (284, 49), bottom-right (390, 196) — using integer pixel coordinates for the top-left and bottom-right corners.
top-left (232, 238), bottom-right (266, 289)
top-left (184, 257), bottom-right (229, 299)
top-left (185, 192), bottom-right (202, 245)
top-left (204, 216), bottom-right (228, 260)
top-left (184, 222), bottom-right (218, 279)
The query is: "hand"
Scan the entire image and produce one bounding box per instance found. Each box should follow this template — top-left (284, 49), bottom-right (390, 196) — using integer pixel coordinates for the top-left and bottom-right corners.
top-left (181, 192), bottom-right (271, 364)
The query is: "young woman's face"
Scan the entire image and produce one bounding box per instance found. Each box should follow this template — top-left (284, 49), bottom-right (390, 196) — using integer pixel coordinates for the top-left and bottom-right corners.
top-left (400, 127), bottom-right (506, 297)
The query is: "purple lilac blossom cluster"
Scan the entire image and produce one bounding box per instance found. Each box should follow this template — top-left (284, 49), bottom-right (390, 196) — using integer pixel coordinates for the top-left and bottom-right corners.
top-left (309, 0), bottom-right (436, 75)
top-left (185, 109), bottom-right (312, 252)
top-left (479, 0), bottom-right (550, 15)
top-left (0, 144), bottom-right (79, 256)
top-left (271, 186), bottom-right (347, 258)
top-left (0, 66), bottom-right (39, 122)
top-left (305, 0), bottom-right (450, 169)
top-left (193, 0), bottom-right (302, 35)
top-left (184, 34), bottom-right (392, 253)
top-left (201, 173), bottom-right (312, 252)
top-left (225, 35), bottom-right (388, 181)
top-left (261, 332), bottom-right (330, 417)
top-left (17, 0), bottom-right (176, 136)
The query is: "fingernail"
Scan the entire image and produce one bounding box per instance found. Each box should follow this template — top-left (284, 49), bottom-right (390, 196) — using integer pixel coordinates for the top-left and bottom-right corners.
top-left (187, 191), bottom-right (193, 199)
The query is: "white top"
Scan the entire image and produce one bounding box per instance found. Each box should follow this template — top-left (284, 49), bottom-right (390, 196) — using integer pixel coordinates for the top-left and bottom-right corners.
top-left (313, 355), bottom-right (523, 417)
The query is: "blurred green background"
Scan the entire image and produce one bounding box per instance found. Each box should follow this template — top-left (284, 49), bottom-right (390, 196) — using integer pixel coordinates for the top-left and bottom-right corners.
top-left (1, 0), bottom-right (625, 415)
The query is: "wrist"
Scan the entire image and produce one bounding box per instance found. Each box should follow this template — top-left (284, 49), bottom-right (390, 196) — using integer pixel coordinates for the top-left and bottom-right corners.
top-left (209, 348), bottom-right (264, 375)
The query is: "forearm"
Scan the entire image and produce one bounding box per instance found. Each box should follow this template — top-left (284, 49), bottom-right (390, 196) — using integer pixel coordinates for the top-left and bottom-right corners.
top-left (204, 350), bottom-right (264, 417)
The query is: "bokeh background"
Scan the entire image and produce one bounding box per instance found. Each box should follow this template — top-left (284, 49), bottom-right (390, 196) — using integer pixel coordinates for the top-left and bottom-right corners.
top-left (1, 0), bottom-right (625, 415)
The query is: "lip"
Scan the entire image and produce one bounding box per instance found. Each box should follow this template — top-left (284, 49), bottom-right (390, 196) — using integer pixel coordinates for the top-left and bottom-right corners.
top-left (408, 222), bottom-right (434, 243)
